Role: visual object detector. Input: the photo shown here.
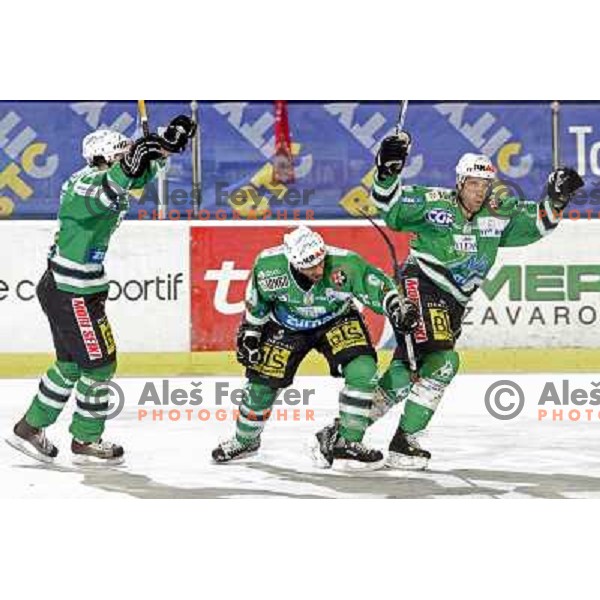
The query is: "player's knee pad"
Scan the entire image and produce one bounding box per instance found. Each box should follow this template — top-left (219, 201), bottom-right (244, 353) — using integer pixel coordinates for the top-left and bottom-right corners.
top-left (420, 350), bottom-right (459, 385)
top-left (379, 359), bottom-right (412, 403)
top-left (74, 362), bottom-right (117, 423)
top-left (243, 382), bottom-right (278, 412)
top-left (342, 355), bottom-right (378, 393)
top-left (55, 360), bottom-right (81, 384)
top-left (238, 383), bottom-right (279, 425)
top-left (81, 361), bottom-right (117, 383)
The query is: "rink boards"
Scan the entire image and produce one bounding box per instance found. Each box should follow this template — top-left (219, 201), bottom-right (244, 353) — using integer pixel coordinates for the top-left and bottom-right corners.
top-left (0, 219), bottom-right (598, 376)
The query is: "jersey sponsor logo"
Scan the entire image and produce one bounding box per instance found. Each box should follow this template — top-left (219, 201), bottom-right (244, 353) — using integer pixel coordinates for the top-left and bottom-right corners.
top-left (426, 209), bottom-right (455, 227)
top-left (257, 273), bottom-right (289, 291)
top-left (274, 306), bottom-right (340, 331)
top-left (71, 298), bottom-right (103, 360)
top-left (429, 307), bottom-right (452, 342)
top-left (453, 234), bottom-right (478, 253)
top-left (88, 248), bottom-right (106, 263)
top-left (477, 216), bottom-right (508, 237)
top-left (98, 317), bottom-right (116, 355)
top-left (331, 269), bottom-right (347, 288)
top-left (250, 343), bottom-right (291, 379)
top-left (424, 189), bottom-right (452, 202)
top-left (404, 278), bottom-right (428, 344)
top-left (325, 288), bottom-right (353, 302)
top-left (450, 255), bottom-right (490, 290)
top-left (326, 320), bottom-right (368, 355)
top-left (295, 305), bottom-right (328, 318)
top-left (259, 267), bottom-right (282, 277)
top-left (401, 195), bottom-right (419, 204)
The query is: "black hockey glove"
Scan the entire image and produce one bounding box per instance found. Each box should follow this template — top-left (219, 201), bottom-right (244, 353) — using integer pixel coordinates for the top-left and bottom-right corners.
top-left (121, 134), bottom-right (164, 177)
top-left (376, 131), bottom-right (412, 179)
top-left (547, 167), bottom-right (584, 209)
top-left (236, 322), bottom-right (263, 368)
top-left (384, 292), bottom-right (419, 335)
top-left (158, 115), bottom-right (197, 153)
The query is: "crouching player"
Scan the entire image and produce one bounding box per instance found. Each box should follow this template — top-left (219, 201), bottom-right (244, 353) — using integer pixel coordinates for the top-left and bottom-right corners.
top-left (211, 226), bottom-right (417, 471)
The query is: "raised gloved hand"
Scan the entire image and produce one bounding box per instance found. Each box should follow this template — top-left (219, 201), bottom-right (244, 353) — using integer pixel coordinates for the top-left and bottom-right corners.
top-left (547, 167), bottom-right (584, 209)
top-left (376, 131), bottom-right (412, 179)
top-left (384, 292), bottom-right (420, 335)
top-left (120, 134), bottom-right (164, 177)
top-left (158, 115), bottom-right (197, 153)
top-left (236, 322), bottom-right (263, 367)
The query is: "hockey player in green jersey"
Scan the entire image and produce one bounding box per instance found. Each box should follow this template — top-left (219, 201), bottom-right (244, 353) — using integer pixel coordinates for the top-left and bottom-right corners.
top-left (316, 133), bottom-right (584, 470)
top-left (6, 116), bottom-right (196, 465)
top-left (211, 225), bottom-right (419, 471)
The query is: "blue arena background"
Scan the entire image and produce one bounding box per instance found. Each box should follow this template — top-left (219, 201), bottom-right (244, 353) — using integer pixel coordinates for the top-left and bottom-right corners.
top-left (1, 101), bottom-right (599, 219)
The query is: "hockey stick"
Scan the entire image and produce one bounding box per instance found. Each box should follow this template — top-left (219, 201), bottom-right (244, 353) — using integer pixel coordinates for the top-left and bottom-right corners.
top-left (357, 101), bottom-right (418, 375)
top-left (137, 100), bottom-right (168, 219)
top-left (551, 101), bottom-right (561, 169)
top-left (396, 99), bottom-right (409, 136)
top-left (363, 100), bottom-right (418, 375)
top-left (360, 209), bottom-right (418, 377)
top-left (138, 100), bottom-right (150, 137)
top-left (190, 100), bottom-right (201, 217)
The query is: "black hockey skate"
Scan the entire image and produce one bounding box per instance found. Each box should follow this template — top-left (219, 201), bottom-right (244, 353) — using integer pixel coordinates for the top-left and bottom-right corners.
top-left (71, 438), bottom-right (125, 466)
top-left (212, 437), bottom-right (260, 463)
top-left (386, 428), bottom-right (431, 470)
top-left (331, 437), bottom-right (385, 472)
top-left (6, 417), bottom-right (58, 463)
top-left (311, 418), bottom-right (340, 468)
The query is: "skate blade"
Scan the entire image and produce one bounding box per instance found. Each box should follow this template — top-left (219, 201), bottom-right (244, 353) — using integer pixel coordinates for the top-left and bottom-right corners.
top-left (385, 452), bottom-right (429, 471)
top-left (5, 435), bottom-right (56, 464)
top-left (71, 454), bottom-right (125, 467)
top-left (331, 458), bottom-right (386, 473)
top-left (307, 439), bottom-right (332, 469)
top-left (212, 449), bottom-right (259, 464)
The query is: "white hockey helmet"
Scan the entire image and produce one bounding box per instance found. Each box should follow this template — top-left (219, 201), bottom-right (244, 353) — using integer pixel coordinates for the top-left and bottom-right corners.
top-left (283, 226), bottom-right (327, 269)
top-left (455, 153), bottom-right (496, 186)
top-left (82, 129), bottom-right (131, 165)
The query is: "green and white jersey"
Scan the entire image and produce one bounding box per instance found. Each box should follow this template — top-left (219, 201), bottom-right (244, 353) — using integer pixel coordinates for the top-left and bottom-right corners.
top-left (48, 160), bottom-right (163, 295)
top-left (371, 174), bottom-right (560, 305)
top-left (245, 245), bottom-right (397, 331)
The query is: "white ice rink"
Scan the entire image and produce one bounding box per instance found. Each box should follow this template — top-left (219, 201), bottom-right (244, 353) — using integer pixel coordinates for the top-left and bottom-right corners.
top-left (2, 373), bottom-right (600, 499)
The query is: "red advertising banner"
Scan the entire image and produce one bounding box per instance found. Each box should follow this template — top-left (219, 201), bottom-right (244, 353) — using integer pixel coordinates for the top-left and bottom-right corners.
top-left (191, 225), bottom-right (411, 351)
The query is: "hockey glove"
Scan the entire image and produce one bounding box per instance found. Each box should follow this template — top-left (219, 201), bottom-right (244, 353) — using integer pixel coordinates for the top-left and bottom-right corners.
top-left (158, 115), bottom-right (197, 153)
top-left (547, 167), bottom-right (584, 209)
top-left (121, 135), bottom-right (164, 178)
top-left (236, 322), bottom-right (263, 368)
top-left (376, 132), bottom-right (412, 180)
top-left (384, 292), bottom-right (420, 335)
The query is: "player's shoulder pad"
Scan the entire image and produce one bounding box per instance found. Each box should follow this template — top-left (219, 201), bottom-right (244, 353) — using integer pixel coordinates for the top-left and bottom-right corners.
top-left (258, 244), bottom-right (286, 259)
top-left (490, 195), bottom-right (535, 218)
top-left (325, 245), bottom-right (351, 257)
top-left (326, 246), bottom-right (367, 278)
top-left (254, 245), bottom-right (288, 277)
top-left (70, 166), bottom-right (100, 185)
top-left (326, 246), bottom-right (363, 267)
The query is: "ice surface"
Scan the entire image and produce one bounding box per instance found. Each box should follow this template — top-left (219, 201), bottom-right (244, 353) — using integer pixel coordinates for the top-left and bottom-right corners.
top-left (2, 374), bottom-right (600, 499)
